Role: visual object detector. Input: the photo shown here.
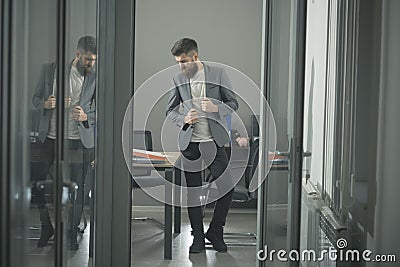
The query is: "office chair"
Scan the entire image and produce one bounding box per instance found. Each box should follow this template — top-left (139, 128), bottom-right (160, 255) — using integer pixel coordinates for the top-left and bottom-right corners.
top-left (202, 139), bottom-right (260, 246)
top-left (131, 130), bottom-right (167, 228)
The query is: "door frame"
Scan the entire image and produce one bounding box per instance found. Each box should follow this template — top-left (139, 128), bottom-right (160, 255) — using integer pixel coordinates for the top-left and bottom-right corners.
top-left (94, 0), bottom-right (135, 266)
top-left (257, 0), bottom-right (307, 266)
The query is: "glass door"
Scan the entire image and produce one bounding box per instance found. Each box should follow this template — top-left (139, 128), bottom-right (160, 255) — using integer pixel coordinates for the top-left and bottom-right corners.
top-left (257, 0), bottom-right (307, 266)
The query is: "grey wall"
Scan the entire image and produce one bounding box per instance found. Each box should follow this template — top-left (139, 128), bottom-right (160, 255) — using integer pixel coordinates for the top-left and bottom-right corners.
top-left (95, 0), bottom-right (134, 265)
top-left (268, 0), bottom-right (291, 151)
top-left (134, 0), bottom-right (263, 151)
top-left (27, 0), bottom-right (57, 115)
top-left (350, 0), bottom-right (382, 235)
top-left (135, 0), bottom-right (263, 88)
top-left (264, 0), bottom-right (292, 206)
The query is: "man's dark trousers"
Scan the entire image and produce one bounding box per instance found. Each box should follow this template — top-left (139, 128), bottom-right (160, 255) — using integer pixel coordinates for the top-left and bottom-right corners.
top-left (181, 141), bottom-right (234, 234)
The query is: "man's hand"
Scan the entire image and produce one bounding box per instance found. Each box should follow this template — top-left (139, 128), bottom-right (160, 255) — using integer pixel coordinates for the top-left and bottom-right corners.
top-left (44, 95), bottom-right (72, 109)
top-left (184, 108), bottom-right (199, 124)
top-left (236, 137), bottom-right (248, 147)
top-left (65, 97), bottom-right (71, 108)
top-left (44, 95), bottom-right (56, 109)
top-left (72, 106), bottom-right (88, 121)
top-left (201, 98), bottom-right (218, 113)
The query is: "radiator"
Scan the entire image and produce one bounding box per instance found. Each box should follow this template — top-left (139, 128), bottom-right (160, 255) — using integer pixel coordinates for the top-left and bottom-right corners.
top-left (319, 206), bottom-right (347, 267)
top-left (300, 181), bottom-right (323, 267)
top-left (300, 181), bottom-right (347, 267)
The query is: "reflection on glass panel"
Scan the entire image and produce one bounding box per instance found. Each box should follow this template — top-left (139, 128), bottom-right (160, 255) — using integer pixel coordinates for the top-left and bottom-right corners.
top-left (63, 0), bottom-right (97, 265)
top-left (62, 35), bottom-right (96, 260)
top-left (26, 0), bottom-right (97, 266)
top-left (27, 0), bottom-right (57, 265)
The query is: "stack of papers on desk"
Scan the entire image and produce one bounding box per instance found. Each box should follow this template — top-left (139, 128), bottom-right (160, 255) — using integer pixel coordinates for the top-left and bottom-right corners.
top-left (272, 156), bottom-right (289, 165)
top-left (132, 149), bottom-right (168, 164)
top-left (268, 153), bottom-right (289, 165)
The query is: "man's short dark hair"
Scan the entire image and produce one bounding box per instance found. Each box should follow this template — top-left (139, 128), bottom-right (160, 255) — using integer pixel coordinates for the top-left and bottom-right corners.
top-left (77, 36), bottom-right (97, 54)
top-left (171, 38), bottom-right (198, 56)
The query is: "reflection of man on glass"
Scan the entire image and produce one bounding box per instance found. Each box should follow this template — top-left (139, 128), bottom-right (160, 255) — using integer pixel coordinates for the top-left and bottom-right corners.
top-left (166, 38), bottom-right (238, 253)
top-left (31, 36), bottom-right (96, 250)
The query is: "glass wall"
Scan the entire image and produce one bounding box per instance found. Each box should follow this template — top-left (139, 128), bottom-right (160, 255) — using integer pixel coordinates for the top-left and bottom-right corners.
top-left (0, 0), bottom-right (98, 266)
top-left (62, 0), bottom-right (97, 264)
top-left (1, 0), bottom-right (32, 265)
top-left (27, 0), bottom-right (58, 265)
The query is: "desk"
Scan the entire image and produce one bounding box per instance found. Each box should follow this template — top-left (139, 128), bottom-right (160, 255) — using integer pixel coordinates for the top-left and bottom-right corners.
top-left (132, 150), bottom-right (288, 258)
top-left (133, 152), bottom-right (181, 260)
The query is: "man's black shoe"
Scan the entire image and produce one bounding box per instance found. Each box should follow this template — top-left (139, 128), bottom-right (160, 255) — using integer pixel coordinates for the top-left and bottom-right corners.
top-left (189, 232), bottom-right (205, 253)
top-left (67, 242), bottom-right (79, 250)
top-left (37, 224), bottom-right (54, 247)
top-left (205, 227), bottom-right (227, 252)
top-left (67, 229), bottom-right (79, 250)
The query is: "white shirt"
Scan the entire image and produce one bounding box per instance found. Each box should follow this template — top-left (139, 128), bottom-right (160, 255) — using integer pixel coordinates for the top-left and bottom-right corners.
top-left (47, 64), bottom-right (83, 140)
top-left (189, 68), bottom-right (213, 142)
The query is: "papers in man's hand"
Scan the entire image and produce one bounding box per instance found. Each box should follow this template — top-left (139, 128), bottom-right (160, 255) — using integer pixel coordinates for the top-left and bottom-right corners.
top-left (132, 149), bottom-right (168, 164)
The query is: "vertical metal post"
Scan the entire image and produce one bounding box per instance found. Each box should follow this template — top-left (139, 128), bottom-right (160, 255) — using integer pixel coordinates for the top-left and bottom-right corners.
top-left (257, 0), bottom-right (272, 266)
top-left (1, 0), bottom-right (30, 265)
top-left (95, 0), bottom-right (134, 266)
top-left (286, 1), bottom-right (307, 266)
top-left (164, 169), bottom-right (173, 260)
top-left (0, 0), bottom-right (11, 266)
top-left (94, 0), bottom-right (116, 265)
top-left (55, 0), bottom-right (67, 265)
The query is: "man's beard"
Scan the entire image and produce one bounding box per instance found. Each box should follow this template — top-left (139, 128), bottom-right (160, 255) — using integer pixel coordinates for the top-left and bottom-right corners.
top-left (182, 62), bottom-right (198, 79)
top-left (76, 59), bottom-right (93, 76)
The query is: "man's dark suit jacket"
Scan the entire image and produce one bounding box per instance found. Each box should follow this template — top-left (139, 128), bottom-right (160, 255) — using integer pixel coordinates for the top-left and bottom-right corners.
top-left (32, 62), bottom-right (96, 148)
top-left (166, 63), bottom-right (238, 150)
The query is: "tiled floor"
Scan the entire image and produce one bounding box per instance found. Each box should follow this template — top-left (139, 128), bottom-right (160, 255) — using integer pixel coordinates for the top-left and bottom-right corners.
top-left (27, 206), bottom-right (288, 267)
top-left (131, 206), bottom-right (288, 267)
top-left (27, 208), bottom-right (92, 267)
top-left (131, 208), bottom-right (259, 267)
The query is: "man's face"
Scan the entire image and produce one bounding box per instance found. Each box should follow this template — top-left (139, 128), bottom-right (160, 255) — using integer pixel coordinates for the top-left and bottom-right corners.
top-left (78, 51), bottom-right (97, 73)
top-left (175, 52), bottom-right (198, 79)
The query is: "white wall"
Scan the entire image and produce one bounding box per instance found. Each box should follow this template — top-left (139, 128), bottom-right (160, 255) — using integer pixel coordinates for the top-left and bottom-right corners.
top-left (303, 0), bottom-right (329, 189)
